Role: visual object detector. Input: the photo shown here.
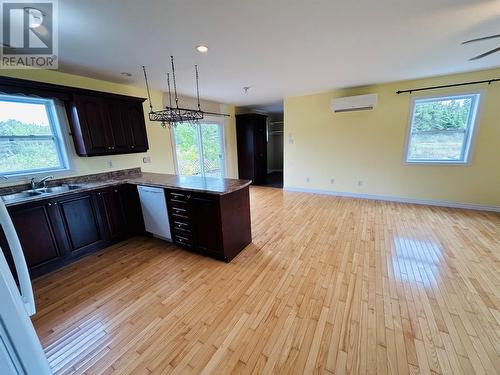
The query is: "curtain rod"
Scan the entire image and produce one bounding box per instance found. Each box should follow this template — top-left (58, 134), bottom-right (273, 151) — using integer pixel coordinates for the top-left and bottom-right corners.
top-left (396, 78), bottom-right (500, 94)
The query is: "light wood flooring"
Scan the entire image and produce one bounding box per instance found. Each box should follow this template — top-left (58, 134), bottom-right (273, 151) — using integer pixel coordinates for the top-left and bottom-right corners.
top-left (32, 187), bottom-right (500, 374)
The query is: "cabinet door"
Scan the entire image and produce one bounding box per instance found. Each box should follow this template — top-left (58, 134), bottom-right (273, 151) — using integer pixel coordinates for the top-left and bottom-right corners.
top-left (96, 187), bottom-right (128, 240)
top-left (107, 101), bottom-right (133, 153)
top-left (123, 101), bottom-right (149, 152)
top-left (8, 201), bottom-right (64, 273)
top-left (191, 194), bottom-right (221, 255)
top-left (72, 94), bottom-right (112, 155)
top-left (54, 193), bottom-right (104, 256)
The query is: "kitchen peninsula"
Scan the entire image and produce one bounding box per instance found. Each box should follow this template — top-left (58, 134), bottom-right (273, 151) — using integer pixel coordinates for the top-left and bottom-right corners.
top-left (0, 169), bottom-right (252, 278)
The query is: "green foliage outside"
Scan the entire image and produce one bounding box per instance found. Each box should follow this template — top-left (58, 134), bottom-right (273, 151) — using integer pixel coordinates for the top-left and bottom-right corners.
top-left (412, 98), bottom-right (471, 132)
top-left (174, 123), bottom-right (222, 177)
top-left (409, 98), bottom-right (473, 160)
top-left (0, 119), bottom-right (60, 174)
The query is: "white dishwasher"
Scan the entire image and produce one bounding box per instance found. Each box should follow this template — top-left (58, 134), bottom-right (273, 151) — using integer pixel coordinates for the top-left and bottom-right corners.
top-left (137, 185), bottom-right (172, 241)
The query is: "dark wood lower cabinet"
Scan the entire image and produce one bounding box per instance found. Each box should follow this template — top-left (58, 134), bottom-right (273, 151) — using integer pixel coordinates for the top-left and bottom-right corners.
top-left (8, 200), bottom-right (66, 275)
top-left (0, 184), bottom-right (144, 278)
top-left (166, 187), bottom-right (252, 261)
top-left (53, 192), bottom-right (104, 257)
top-left (95, 186), bottom-right (128, 241)
top-left (0, 183), bottom-right (250, 279)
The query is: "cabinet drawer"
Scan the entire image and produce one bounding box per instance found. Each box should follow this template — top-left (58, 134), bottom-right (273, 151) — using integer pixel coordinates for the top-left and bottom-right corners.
top-left (166, 191), bottom-right (191, 203)
top-left (172, 219), bottom-right (192, 233)
top-left (173, 232), bottom-right (194, 248)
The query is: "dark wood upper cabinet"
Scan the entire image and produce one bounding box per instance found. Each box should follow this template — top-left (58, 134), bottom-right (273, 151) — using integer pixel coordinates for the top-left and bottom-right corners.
top-left (123, 101), bottom-right (149, 152)
top-left (69, 95), bottom-right (149, 156)
top-left (70, 94), bottom-right (111, 155)
top-left (0, 76), bottom-right (149, 157)
top-left (236, 114), bottom-right (268, 185)
top-left (107, 100), bottom-right (133, 153)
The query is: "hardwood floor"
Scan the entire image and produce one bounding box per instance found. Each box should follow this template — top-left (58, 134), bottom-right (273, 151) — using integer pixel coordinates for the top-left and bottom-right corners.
top-left (32, 187), bottom-right (500, 374)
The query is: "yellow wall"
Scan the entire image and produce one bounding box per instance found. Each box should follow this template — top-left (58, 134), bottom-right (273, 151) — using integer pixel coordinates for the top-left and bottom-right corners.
top-left (284, 68), bottom-right (500, 207)
top-left (0, 69), bottom-right (238, 186)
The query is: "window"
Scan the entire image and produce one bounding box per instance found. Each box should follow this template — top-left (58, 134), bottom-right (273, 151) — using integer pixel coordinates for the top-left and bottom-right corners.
top-left (0, 95), bottom-right (70, 177)
top-left (172, 121), bottom-right (225, 178)
top-left (405, 93), bottom-right (480, 164)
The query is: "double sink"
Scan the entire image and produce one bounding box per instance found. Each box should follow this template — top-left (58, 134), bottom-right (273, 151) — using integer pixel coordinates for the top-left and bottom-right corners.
top-left (2, 184), bottom-right (84, 203)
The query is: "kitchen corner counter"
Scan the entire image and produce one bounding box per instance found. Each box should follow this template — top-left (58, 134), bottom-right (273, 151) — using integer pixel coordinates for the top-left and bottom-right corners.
top-left (1, 170), bottom-right (252, 207)
top-left (127, 173), bottom-right (252, 195)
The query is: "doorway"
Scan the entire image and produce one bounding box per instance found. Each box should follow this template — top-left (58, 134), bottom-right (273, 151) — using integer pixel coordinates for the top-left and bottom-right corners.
top-left (172, 120), bottom-right (225, 178)
top-left (266, 115), bottom-right (284, 188)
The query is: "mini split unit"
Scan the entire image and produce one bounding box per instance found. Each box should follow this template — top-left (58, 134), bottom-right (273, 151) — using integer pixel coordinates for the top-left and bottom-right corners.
top-left (330, 93), bottom-right (378, 113)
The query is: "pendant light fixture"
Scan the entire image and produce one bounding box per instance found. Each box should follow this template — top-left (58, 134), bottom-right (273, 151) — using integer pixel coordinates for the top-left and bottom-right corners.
top-left (142, 56), bottom-right (229, 129)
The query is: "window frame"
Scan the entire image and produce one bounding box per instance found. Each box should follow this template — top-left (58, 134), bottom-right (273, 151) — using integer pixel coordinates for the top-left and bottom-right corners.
top-left (0, 94), bottom-right (73, 179)
top-left (403, 91), bottom-right (483, 166)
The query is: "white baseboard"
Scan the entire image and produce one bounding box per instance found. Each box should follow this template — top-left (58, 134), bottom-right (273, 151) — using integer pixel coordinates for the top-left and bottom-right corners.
top-left (283, 186), bottom-right (500, 212)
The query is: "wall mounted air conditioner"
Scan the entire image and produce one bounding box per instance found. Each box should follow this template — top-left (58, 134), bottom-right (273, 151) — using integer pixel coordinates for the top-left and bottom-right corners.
top-left (330, 94), bottom-right (378, 113)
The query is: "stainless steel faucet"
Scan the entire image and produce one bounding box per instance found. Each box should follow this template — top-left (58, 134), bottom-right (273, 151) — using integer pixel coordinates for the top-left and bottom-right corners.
top-left (39, 175), bottom-right (54, 188)
top-left (30, 175), bottom-right (54, 189)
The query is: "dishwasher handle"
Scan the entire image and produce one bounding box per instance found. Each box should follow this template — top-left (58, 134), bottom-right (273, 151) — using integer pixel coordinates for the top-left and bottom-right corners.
top-left (137, 186), bottom-right (164, 194)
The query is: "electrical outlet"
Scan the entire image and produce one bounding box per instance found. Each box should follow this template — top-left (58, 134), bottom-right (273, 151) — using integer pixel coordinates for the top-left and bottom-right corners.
top-left (358, 180), bottom-right (363, 187)
top-left (306, 177), bottom-right (310, 183)
top-left (107, 160), bottom-right (113, 168)
top-left (143, 156), bottom-right (152, 164)
top-left (288, 133), bottom-right (294, 144)
top-left (330, 178), bottom-right (335, 184)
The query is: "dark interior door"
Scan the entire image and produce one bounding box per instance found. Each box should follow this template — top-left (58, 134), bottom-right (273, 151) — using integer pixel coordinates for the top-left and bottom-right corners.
top-left (254, 121), bottom-right (268, 184)
top-left (236, 120), bottom-right (255, 181)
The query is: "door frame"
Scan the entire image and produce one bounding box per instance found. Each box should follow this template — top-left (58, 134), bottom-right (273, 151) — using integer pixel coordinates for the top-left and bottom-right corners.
top-left (170, 116), bottom-right (227, 178)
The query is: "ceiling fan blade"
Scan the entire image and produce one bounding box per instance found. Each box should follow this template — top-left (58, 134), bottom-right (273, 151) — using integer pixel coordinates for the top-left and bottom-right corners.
top-left (462, 34), bottom-right (500, 44)
top-left (469, 46), bottom-right (500, 61)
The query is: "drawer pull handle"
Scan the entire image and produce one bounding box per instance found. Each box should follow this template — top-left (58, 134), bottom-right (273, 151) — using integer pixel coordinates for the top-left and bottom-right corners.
top-left (171, 199), bottom-right (187, 204)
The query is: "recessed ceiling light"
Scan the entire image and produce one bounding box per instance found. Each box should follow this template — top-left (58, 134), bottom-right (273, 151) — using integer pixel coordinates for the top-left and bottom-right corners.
top-left (120, 72), bottom-right (132, 77)
top-left (196, 45), bottom-right (209, 53)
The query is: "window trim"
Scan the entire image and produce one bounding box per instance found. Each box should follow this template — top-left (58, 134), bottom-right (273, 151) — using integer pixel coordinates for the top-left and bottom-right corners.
top-left (403, 91), bottom-right (483, 166)
top-left (0, 94), bottom-right (73, 178)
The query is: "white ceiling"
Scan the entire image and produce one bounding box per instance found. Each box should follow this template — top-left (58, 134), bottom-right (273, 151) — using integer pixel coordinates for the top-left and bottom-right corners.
top-left (58, 0), bottom-right (500, 106)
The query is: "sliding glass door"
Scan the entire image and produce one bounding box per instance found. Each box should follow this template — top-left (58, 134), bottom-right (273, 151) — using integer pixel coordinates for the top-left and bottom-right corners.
top-left (172, 121), bottom-right (225, 178)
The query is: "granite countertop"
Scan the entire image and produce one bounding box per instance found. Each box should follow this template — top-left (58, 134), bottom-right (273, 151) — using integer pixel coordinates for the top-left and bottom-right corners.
top-left (1, 171), bottom-right (252, 207)
top-left (127, 173), bottom-right (252, 194)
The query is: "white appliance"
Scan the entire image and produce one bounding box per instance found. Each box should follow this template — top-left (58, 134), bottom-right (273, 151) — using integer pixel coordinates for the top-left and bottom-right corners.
top-left (330, 93), bottom-right (378, 113)
top-left (137, 186), bottom-right (171, 241)
top-left (0, 199), bottom-right (52, 374)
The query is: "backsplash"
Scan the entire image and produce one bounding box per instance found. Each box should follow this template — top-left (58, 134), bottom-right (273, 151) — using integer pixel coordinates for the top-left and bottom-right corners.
top-left (0, 168), bottom-right (142, 196)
